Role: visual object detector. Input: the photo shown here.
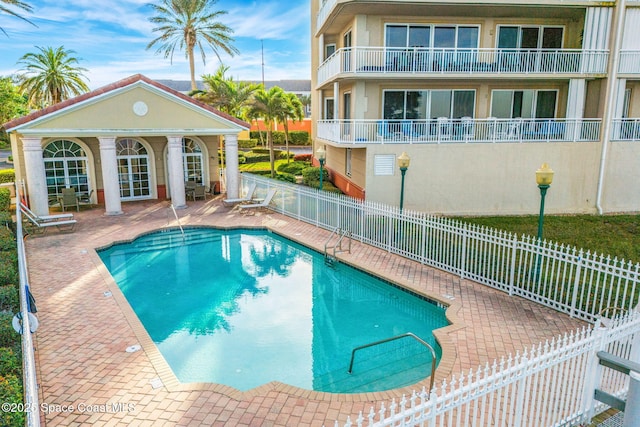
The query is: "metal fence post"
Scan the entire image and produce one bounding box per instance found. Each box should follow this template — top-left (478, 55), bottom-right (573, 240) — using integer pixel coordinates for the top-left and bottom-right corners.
top-left (582, 325), bottom-right (608, 422)
top-left (508, 234), bottom-right (518, 296)
top-left (570, 250), bottom-right (584, 318)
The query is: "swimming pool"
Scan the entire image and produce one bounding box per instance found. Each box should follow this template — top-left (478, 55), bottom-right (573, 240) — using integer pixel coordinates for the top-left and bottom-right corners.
top-left (97, 227), bottom-right (449, 393)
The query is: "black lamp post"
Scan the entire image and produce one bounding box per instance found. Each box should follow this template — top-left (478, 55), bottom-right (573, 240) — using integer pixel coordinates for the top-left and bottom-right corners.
top-left (316, 146), bottom-right (326, 190)
top-left (534, 163), bottom-right (554, 280)
top-left (397, 152), bottom-right (411, 212)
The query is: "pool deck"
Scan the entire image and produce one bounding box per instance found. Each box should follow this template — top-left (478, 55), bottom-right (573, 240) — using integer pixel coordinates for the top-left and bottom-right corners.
top-left (25, 196), bottom-right (586, 426)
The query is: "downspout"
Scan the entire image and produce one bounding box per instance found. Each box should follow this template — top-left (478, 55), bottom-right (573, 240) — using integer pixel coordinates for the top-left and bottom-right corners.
top-left (596, 0), bottom-right (626, 214)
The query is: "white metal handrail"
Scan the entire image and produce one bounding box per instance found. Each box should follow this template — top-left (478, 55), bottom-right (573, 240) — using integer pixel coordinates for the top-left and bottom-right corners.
top-left (15, 186), bottom-right (41, 427)
top-left (318, 47), bottom-right (609, 85)
top-left (316, 118), bottom-right (602, 144)
top-left (611, 118), bottom-right (640, 141)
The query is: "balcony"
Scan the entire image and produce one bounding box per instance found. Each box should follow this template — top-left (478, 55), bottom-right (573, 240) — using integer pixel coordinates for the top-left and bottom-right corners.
top-left (316, 118), bottom-right (602, 144)
top-left (611, 118), bottom-right (640, 141)
top-left (317, 47), bottom-right (609, 86)
top-left (619, 51), bottom-right (640, 74)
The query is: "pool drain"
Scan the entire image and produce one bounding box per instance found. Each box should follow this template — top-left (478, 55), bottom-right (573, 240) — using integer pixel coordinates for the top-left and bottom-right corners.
top-left (125, 344), bottom-right (141, 353)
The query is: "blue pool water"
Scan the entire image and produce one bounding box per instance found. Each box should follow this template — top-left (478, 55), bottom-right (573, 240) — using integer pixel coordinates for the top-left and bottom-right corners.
top-left (97, 228), bottom-right (449, 393)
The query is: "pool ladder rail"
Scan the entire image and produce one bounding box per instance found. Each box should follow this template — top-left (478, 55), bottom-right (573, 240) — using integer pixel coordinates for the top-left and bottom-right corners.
top-left (324, 227), bottom-right (352, 266)
top-left (347, 332), bottom-right (437, 392)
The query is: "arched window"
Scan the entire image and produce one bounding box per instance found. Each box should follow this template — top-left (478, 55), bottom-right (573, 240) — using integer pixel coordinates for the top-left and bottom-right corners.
top-left (183, 138), bottom-right (204, 184)
top-left (43, 140), bottom-right (90, 203)
top-left (117, 138), bottom-right (151, 199)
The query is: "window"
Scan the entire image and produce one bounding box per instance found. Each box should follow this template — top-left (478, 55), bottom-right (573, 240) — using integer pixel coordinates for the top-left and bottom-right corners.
top-left (623, 88), bottom-right (631, 118)
top-left (43, 140), bottom-right (90, 202)
top-left (325, 44), bottom-right (336, 60)
top-left (345, 148), bottom-right (352, 177)
top-left (183, 138), bottom-right (204, 184)
top-left (497, 26), bottom-right (563, 49)
top-left (383, 89), bottom-right (475, 120)
top-left (385, 24), bottom-right (478, 48)
top-left (117, 138), bottom-right (151, 199)
top-left (490, 90), bottom-right (558, 119)
top-left (324, 98), bottom-right (335, 120)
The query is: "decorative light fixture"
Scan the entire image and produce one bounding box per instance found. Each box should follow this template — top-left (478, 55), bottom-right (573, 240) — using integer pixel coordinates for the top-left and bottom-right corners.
top-left (397, 152), bottom-right (411, 212)
top-left (316, 146), bottom-right (326, 190)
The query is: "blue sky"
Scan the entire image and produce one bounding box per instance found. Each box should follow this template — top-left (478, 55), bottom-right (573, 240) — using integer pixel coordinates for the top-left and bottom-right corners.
top-left (0, 0), bottom-right (311, 89)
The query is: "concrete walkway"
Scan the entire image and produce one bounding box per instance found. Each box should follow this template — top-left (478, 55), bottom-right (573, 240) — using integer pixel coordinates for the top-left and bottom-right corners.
top-left (25, 196), bottom-right (585, 426)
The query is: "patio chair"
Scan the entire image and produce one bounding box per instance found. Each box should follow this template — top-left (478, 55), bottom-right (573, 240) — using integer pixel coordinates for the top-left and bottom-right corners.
top-left (222, 183), bottom-right (257, 206)
top-left (59, 188), bottom-right (80, 212)
top-left (238, 188), bottom-right (277, 213)
top-left (78, 190), bottom-right (94, 207)
top-left (376, 120), bottom-right (394, 140)
top-left (189, 184), bottom-right (206, 201)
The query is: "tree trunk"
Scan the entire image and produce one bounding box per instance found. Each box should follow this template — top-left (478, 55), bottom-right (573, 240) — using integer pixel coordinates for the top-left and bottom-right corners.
top-left (188, 46), bottom-right (197, 92)
top-left (284, 122), bottom-right (290, 164)
top-left (268, 129), bottom-right (275, 178)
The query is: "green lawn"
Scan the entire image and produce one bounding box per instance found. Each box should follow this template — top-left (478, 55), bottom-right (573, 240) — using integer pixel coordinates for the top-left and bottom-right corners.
top-left (454, 214), bottom-right (640, 264)
top-left (238, 159), bottom-right (289, 173)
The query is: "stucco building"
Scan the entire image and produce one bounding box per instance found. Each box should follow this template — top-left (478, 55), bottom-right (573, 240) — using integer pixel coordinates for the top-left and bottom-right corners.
top-left (3, 74), bottom-right (248, 217)
top-left (311, 0), bottom-right (640, 215)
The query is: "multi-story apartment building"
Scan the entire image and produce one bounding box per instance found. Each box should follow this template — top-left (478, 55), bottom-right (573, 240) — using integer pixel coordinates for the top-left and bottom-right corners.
top-left (311, 0), bottom-right (640, 215)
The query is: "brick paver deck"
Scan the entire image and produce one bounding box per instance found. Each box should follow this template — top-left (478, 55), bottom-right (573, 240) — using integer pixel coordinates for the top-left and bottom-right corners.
top-left (25, 197), bottom-right (585, 426)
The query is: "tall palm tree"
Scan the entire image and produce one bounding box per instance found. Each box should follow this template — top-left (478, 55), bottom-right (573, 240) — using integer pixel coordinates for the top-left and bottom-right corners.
top-left (197, 64), bottom-right (260, 119)
top-left (147, 0), bottom-right (239, 92)
top-left (278, 93), bottom-right (305, 163)
top-left (0, 0), bottom-right (34, 35)
top-left (248, 86), bottom-right (287, 178)
top-left (17, 46), bottom-right (90, 108)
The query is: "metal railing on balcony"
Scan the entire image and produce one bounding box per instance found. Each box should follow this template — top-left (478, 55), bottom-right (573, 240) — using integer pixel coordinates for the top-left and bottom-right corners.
top-left (611, 118), bottom-right (640, 141)
top-left (318, 47), bottom-right (609, 85)
top-left (316, 118), bottom-right (602, 144)
top-left (619, 51), bottom-right (640, 74)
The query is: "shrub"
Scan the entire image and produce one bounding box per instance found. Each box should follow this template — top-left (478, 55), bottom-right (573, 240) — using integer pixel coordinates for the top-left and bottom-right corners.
top-left (287, 131), bottom-right (310, 145)
top-left (0, 312), bottom-right (17, 348)
top-left (0, 374), bottom-right (25, 427)
top-left (301, 166), bottom-right (328, 187)
top-left (0, 170), bottom-right (14, 184)
top-left (0, 253), bottom-right (18, 287)
top-left (0, 188), bottom-right (10, 212)
top-left (275, 173), bottom-right (297, 184)
top-left (238, 139), bottom-right (258, 149)
top-left (0, 286), bottom-right (18, 313)
top-left (243, 151), bottom-right (272, 164)
top-left (0, 212), bottom-right (12, 229)
top-left (0, 347), bottom-right (21, 378)
top-left (218, 150), bottom-right (246, 164)
top-left (277, 161), bottom-right (310, 175)
top-left (0, 227), bottom-right (15, 252)
top-left (294, 153), bottom-right (312, 162)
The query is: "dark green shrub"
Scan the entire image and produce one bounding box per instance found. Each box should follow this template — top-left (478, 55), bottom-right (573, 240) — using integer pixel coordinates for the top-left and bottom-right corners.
top-left (0, 227), bottom-right (15, 252)
top-left (0, 347), bottom-right (22, 378)
top-left (217, 150), bottom-right (246, 164)
top-left (0, 170), bottom-right (14, 184)
top-left (0, 312), bottom-right (17, 347)
top-left (275, 173), bottom-right (297, 184)
top-left (238, 139), bottom-right (258, 149)
top-left (277, 161), bottom-right (310, 175)
top-left (301, 166), bottom-right (327, 187)
top-left (0, 374), bottom-right (25, 427)
top-left (288, 131), bottom-right (310, 145)
top-left (0, 212), bottom-right (11, 228)
top-left (0, 188), bottom-right (10, 212)
top-left (0, 286), bottom-right (18, 312)
top-left (0, 253), bottom-right (18, 287)
top-left (249, 131), bottom-right (285, 144)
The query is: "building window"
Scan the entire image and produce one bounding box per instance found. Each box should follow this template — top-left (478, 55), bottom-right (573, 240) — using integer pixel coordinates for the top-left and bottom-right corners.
top-left (43, 140), bottom-right (90, 203)
top-left (497, 26), bottom-right (563, 49)
top-left (345, 148), bottom-right (352, 177)
top-left (183, 137), bottom-right (204, 184)
top-left (383, 89), bottom-right (475, 120)
top-left (385, 24), bottom-right (479, 48)
top-left (325, 44), bottom-right (336, 60)
top-left (490, 90), bottom-right (558, 119)
top-left (117, 138), bottom-right (151, 200)
top-left (374, 154), bottom-right (396, 176)
top-left (324, 98), bottom-right (335, 120)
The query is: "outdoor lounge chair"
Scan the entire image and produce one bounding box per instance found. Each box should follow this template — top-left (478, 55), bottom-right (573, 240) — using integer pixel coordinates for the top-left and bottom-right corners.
top-left (222, 183), bottom-right (257, 206)
top-left (20, 202), bottom-right (76, 234)
top-left (189, 184), bottom-right (207, 201)
top-left (238, 188), bottom-right (277, 213)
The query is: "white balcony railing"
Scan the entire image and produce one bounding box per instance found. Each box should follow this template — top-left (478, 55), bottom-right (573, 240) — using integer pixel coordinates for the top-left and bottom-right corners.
top-left (316, 0), bottom-right (337, 31)
top-left (317, 47), bottom-right (609, 85)
top-left (316, 118), bottom-right (602, 144)
top-left (611, 118), bottom-right (640, 141)
top-left (619, 51), bottom-right (640, 74)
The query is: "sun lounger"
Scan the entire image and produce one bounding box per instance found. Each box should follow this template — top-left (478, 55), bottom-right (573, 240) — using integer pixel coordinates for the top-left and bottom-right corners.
top-left (238, 188), bottom-right (277, 213)
top-left (223, 183), bottom-right (257, 206)
top-left (20, 202), bottom-right (77, 233)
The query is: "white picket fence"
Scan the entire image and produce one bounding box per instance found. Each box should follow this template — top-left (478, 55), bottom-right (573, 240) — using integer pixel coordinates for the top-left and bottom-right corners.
top-left (240, 174), bottom-right (640, 426)
top-left (242, 175), bottom-right (640, 324)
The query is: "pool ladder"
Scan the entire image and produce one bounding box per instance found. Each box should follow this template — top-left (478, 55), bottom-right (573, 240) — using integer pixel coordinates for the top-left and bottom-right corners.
top-left (324, 227), bottom-right (351, 266)
top-left (347, 332), bottom-right (437, 392)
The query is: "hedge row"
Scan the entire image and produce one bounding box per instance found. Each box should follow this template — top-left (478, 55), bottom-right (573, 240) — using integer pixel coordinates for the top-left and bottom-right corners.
top-left (249, 131), bottom-right (310, 145)
top-left (0, 170), bottom-right (15, 184)
top-left (0, 189), bottom-right (23, 427)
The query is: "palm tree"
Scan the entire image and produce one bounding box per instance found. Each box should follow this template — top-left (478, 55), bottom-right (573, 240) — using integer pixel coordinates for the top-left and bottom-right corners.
top-left (147, 0), bottom-right (239, 92)
top-left (248, 86), bottom-right (287, 178)
top-left (17, 46), bottom-right (90, 108)
top-left (0, 0), bottom-right (34, 35)
top-left (196, 64), bottom-right (260, 119)
top-left (278, 93), bottom-right (304, 163)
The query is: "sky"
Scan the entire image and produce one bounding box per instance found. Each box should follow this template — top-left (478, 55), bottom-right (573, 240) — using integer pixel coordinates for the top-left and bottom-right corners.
top-left (0, 0), bottom-right (311, 90)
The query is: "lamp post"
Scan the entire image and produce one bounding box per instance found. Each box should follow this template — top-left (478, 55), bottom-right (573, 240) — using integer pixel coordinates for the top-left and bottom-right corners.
top-left (534, 163), bottom-right (554, 281)
top-left (397, 152), bottom-right (411, 212)
top-left (316, 146), bottom-right (326, 190)
top-left (535, 163), bottom-right (554, 242)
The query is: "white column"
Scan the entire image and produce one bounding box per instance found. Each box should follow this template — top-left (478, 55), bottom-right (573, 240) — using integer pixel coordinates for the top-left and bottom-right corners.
top-left (333, 82), bottom-right (339, 119)
top-left (98, 137), bottom-right (123, 215)
top-left (224, 134), bottom-right (240, 200)
top-left (21, 137), bottom-right (49, 217)
top-left (167, 135), bottom-right (186, 208)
